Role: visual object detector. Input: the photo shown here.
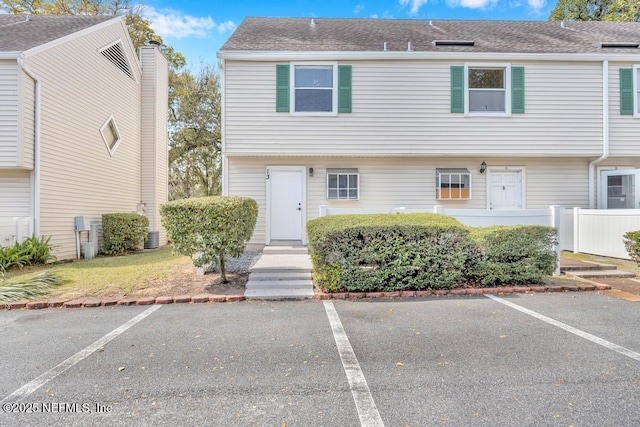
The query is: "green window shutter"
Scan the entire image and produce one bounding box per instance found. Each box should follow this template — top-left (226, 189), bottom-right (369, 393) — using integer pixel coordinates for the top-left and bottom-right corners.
top-left (511, 66), bottom-right (525, 114)
top-left (338, 65), bottom-right (352, 113)
top-left (450, 66), bottom-right (464, 113)
top-left (620, 68), bottom-right (634, 116)
top-left (276, 64), bottom-right (290, 112)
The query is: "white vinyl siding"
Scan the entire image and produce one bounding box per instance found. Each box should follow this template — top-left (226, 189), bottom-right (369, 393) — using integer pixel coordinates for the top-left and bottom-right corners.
top-left (227, 156), bottom-right (590, 247)
top-left (23, 20), bottom-right (143, 260)
top-left (140, 46), bottom-right (169, 245)
top-left (609, 63), bottom-right (640, 157)
top-left (224, 60), bottom-right (603, 157)
top-left (0, 60), bottom-right (19, 167)
top-left (0, 170), bottom-right (31, 217)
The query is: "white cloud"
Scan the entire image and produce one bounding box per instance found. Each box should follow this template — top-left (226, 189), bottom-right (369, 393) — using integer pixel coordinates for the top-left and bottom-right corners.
top-left (528, 0), bottom-right (546, 11)
top-left (354, 3), bottom-right (365, 15)
top-left (446, 0), bottom-right (498, 9)
top-left (398, 0), bottom-right (429, 15)
top-left (141, 6), bottom-right (235, 40)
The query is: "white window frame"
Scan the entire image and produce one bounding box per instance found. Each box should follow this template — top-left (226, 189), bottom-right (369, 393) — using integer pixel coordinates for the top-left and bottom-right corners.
top-left (326, 170), bottom-right (359, 200)
top-left (290, 62), bottom-right (338, 116)
top-left (436, 169), bottom-right (472, 200)
top-left (633, 64), bottom-right (640, 117)
top-left (465, 63), bottom-right (511, 117)
top-left (100, 115), bottom-right (122, 157)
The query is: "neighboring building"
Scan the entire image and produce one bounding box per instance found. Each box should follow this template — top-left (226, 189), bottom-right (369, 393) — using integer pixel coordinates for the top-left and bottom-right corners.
top-left (0, 15), bottom-right (168, 259)
top-left (218, 18), bottom-right (640, 249)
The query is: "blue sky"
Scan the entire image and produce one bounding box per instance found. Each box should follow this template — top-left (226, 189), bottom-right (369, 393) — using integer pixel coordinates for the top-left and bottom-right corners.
top-left (140, 0), bottom-right (556, 69)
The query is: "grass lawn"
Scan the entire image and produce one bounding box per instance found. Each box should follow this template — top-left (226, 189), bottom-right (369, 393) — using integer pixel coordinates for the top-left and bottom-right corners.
top-left (4, 246), bottom-right (247, 302)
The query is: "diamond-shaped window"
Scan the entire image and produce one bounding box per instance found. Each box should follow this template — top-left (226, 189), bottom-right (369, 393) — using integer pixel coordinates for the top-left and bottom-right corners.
top-left (100, 116), bottom-right (121, 156)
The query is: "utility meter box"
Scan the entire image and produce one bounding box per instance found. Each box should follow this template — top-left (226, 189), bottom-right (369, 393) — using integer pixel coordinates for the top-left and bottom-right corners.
top-left (74, 216), bottom-right (90, 232)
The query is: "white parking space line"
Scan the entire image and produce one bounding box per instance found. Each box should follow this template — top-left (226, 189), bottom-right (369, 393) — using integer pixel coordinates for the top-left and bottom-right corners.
top-left (486, 295), bottom-right (640, 362)
top-left (323, 301), bottom-right (384, 427)
top-left (1, 305), bottom-right (162, 403)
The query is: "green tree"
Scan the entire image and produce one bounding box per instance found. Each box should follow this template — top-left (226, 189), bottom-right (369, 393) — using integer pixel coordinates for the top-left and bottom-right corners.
top-left (169, 64), bottom-right (222, 200)
top-left (549, 0), bottom-right (640, 21)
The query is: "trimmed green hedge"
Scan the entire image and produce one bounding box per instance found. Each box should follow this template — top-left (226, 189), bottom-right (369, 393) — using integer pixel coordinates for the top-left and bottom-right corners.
top-left (160, 196), bottom-right (258, 282)
top-left (307, 214), bottom-right (557, 292)
top-left (101, 213), bottom-right (149, 255)
top-left (623, 230), bottom-right (640, 265)
top-left (307, 213), bottom-right (479, 292)
top-left (470, 226), bottom-right (557, 287)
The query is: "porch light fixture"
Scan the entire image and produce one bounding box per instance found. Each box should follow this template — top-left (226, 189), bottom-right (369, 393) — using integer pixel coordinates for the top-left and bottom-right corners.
top-left (309, 167), bottom-right (314, 177)
top-left (480, 161), bottom-right (487, 174)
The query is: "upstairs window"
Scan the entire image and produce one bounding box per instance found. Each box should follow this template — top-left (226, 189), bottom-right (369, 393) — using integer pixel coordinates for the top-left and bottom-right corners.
top-left (276, 64), bottom-right (351, 114)
top-left (100, 116), bottom-right (122, 156)
top-left (450, 65), bottom-right (524, 115)
top-left (468, 67), bottom-right (506, 113)
top-left (436, 168), bottom-right (471, 200)
top-left (294, 65), bottom-right (334, 113)
top-left (327, 168), bottom-right (359, 200)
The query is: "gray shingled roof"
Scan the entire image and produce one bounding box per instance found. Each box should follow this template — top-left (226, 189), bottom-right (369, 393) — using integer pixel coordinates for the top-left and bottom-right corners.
top-left (0, 14), bottom-right (116, 53)
top-left (220, 17), bottom-right (640, 54)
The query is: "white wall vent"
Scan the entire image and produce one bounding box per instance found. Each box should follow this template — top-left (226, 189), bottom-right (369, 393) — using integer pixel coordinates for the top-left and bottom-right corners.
top-left (99, 41), bottom-right (134, 80)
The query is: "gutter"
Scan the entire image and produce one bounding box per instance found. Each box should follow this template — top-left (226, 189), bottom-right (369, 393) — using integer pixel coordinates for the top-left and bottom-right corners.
top-left (217, 50), bottom-right (640, 63)
top-left (588, 60), bottom-right (609, 209)
top-left (17, 55), bottom-right (41, 236)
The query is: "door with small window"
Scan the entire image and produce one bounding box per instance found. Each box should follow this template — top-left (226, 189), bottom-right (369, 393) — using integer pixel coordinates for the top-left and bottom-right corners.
top-left (600, 170), bottom-right (640, 209)
top-left (489, 170), bottom-right (522, 210)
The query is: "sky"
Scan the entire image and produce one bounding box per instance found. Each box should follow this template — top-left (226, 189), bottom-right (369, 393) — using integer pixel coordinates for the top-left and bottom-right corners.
top-left (140, 0), bottom-right (557, 70)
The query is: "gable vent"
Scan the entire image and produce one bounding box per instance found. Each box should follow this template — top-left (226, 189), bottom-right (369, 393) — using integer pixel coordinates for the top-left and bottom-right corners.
top-left (434, 40), bottom-right (475, 47)
top-left (598, 42), bottom-right (640, 48)
top-left (100, 42), bottom-right (134, 80)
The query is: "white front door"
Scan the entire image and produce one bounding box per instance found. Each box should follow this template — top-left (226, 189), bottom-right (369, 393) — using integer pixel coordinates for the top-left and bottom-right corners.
top-left (267, 166), bottom-right (305, 242)
top-left (489, 170), bottom-right (523, 210)
top-left (600, 169), bottom-right (640, 209)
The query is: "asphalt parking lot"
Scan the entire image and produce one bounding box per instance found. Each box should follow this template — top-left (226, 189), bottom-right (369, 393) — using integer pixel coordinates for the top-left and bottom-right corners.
top-left (1, 292), bottom-right (639, 426)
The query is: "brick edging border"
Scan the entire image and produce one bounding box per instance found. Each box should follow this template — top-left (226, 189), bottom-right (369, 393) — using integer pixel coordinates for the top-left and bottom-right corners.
top-left (1, 283), bottom-right (612, 310)
top-left (313, 284), bottom-right (611, 300)
top-left (2, 294), bottom-right (246, 311)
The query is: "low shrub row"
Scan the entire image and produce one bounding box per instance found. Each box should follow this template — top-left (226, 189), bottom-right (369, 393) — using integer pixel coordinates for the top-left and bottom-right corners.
top-left (0, 236), bottom-right (56, 271)
top-left (307, 213), bottom-right (557, 292)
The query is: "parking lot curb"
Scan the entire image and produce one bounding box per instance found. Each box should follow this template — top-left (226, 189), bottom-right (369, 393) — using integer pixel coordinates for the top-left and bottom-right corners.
top-left (0, 285), bottom-right (612, 311)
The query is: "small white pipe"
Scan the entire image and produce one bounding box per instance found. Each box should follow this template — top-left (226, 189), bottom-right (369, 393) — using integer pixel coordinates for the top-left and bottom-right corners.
top-left (589, 60), bottom-right (609, 208)
top-left (17, 56), bottom-right (40, 237)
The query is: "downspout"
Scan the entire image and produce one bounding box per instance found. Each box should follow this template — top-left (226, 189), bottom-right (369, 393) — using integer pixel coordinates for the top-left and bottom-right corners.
top-left (218, 57), bottom-right (228, 196)
top-left (17, 55), bottom-right (40, 237)
top-left (588, 60), bottom-right (609, 209)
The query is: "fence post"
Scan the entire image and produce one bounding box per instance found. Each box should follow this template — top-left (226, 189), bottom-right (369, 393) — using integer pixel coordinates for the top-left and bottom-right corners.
top-left (550, 206), bottom-right (561, 276)
top-left (433, 205), bottom-right (444, 214)
top-left (14, 217), bottom-right (22, 244)
top-left (573, 207), bottom-right (580, 254)
top-left (319, 205), bottom-right (327, 217)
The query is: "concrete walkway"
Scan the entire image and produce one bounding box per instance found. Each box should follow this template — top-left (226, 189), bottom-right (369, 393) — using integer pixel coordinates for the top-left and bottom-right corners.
top-left (244, 245), bottom-right (314, 299)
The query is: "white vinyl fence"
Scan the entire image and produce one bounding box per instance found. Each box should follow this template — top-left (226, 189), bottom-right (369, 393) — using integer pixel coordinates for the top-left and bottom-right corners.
top-left (570, 208), bottom-right (640, 259)
top-left (0, 217), bottom-right (33, 247)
